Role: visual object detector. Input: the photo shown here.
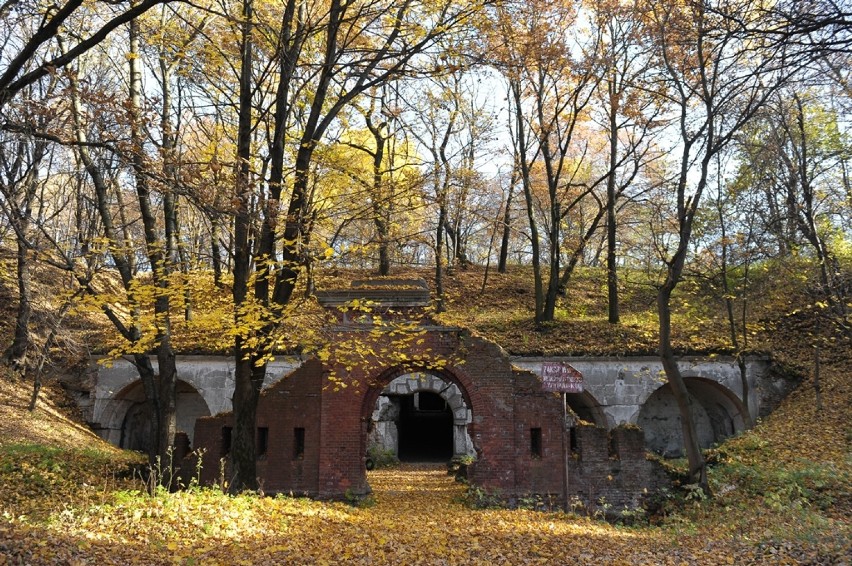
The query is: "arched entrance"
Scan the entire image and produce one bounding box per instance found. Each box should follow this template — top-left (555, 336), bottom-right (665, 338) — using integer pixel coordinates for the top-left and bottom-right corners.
top-left (368, 371), bottom-right (475, 463)
top-left (637, 376), bottom-right (749, 457)
top-left (565, 391), bottom-right (607, 427)
top-left (106, 379), bottom-right (211, 452)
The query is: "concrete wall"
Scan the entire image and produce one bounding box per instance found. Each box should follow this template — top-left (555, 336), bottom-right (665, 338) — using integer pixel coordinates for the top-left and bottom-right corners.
top-left (89, 355), bottom-right (302, 446)
top-left (511, 355), bottom-right (770, 427)
top-left (86, 353), bottom-right (782, 458)
top-left (512, 356), bottom-right (773, 457)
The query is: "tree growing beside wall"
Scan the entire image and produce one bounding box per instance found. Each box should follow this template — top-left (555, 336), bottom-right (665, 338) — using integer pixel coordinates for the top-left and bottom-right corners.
top-left (646, 0), bottom-right (807, 492)
top-left (228, 0), bottom-right (492, 491)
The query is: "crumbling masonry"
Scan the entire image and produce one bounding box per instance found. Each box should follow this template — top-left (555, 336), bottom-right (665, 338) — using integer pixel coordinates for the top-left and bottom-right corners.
top-left (192, 280), bottom-right (666, 511)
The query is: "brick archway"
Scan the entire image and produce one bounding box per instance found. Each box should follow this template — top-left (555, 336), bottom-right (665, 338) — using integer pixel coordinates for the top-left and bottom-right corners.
top-left (361, 364), bottom-right (480, 465)
top-left (190, 278), bottom-right (667, 506)
top-left (367, 371), bottom-right (475, 460)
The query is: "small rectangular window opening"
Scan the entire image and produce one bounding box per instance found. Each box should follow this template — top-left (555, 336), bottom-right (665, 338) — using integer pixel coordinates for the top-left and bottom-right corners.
top-left (221, 426), bottom-right (233, 456)
top-left (257, 427), bottom-right (269, 459)
top-left (569, 426), bottom-right (578, 454)
top-left (530, 427), bottom-right (543, 458)
top-left (294, 427), bottom-right (305, 460)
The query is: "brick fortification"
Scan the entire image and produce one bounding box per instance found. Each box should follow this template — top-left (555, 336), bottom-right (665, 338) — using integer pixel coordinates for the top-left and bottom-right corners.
top-left (192, 281), bottom-right (664, 513)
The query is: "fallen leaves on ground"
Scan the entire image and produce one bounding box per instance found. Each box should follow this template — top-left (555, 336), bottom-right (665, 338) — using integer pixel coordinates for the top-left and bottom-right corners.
top-left (1, 462), bottom-right (847, 565)
top-left (2, 265), bottom-right (850, 564)
top-left (0, 376), bottom-right (121, 453)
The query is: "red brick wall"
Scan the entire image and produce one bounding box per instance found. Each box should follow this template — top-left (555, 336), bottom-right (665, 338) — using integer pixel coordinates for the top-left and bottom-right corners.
top-left (192, 328), bottom-right (663, 511)
top-left (512, 369), bottom-right (566, 496)
top-left (193, 414), bottom-right (230, 488)
top-left (255, 357), bottom-right (324, 495)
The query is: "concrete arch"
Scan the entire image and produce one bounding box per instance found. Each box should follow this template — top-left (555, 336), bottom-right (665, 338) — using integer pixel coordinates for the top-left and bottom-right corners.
top-left (362, 366), bottom-right (477, 461)
top-left (362, 364), bottom-right (480, 417)
top-left (565, 391), bottom-right (607, 427)
top-left (637, 376), bottom-right (749, 457)
top-left (97, 379), bottom-right (211, 450)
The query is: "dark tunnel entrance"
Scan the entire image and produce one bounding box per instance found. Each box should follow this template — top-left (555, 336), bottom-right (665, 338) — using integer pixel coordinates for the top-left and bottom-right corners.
top-left (397, 391), bottom-right (454, 462)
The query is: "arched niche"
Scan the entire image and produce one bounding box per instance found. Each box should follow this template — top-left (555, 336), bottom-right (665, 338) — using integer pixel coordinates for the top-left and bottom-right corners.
top-left (637, 376), bottom-right (749, 457)
top-left (101, 379), bottom-right (211, 452)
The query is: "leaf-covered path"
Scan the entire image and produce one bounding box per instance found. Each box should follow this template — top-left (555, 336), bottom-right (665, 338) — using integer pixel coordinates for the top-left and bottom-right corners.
top-left (1, 459), bottom-right (843, 565)
top-left (342, 464), bottom-right (663, 565)
top-left (182, 464), bottom-right (678, 565)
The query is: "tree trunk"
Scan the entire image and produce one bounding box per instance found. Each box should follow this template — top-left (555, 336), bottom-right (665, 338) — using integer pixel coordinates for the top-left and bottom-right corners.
top-left (65, 33), bottom-right (164, 465)
top-left (658, 285), bottom-right (708, 491)
top-left (155, 332), bottom-right (177, 467)
top-left (511, 79), bottom-right (543, 322)
top-left (606, 83), bottom-right (620, 324)
top-left (540, 184), bottom-right (561, 323)
top-left (435, 202), bottom-right (447, 313)
top-left (444, 223), bottom-right (469, 268)
top-left (735, 354), bottom-right (752, 427)
top-left (129, 14), bottom-right (177, 469)
top-left (230, 0), bottom-right (259, 492)
top-left (724, 286), bottom-right (753, 427)
top-left (230, 350), bottom-right (263, 493)
top-left (131, 353), bottom-right (162, 466)
top-left (2, 134), bottom-right (47, 371)
top-left (4, 238), bottom-right (32, 369)
top-left (433, 96), bottom-right (456, 313)
top-left (211, 216), bottom-right (224, 287)
top-left (370, 122), bottom-right (390, 276)
top-left (498, 180), bottom-right (513, 274)
top-left (718, 192), bottom-right (752, 425)
top-left (377, 218), bottom-right (391, 276)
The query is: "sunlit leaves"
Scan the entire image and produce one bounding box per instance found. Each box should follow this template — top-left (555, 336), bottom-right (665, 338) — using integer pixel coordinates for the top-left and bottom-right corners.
top-left (317, 297), bottom-right (459, 391)
top-left (2, 455), bottom-right (849, 563)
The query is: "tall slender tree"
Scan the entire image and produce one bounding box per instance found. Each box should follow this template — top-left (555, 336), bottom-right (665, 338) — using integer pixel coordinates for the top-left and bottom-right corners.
top-left (491, 0), bottom-right (605, 323)
top-left (647, 0), bottom-right (800, 491)
top-left (590, 0), bottom-right (663, 325)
